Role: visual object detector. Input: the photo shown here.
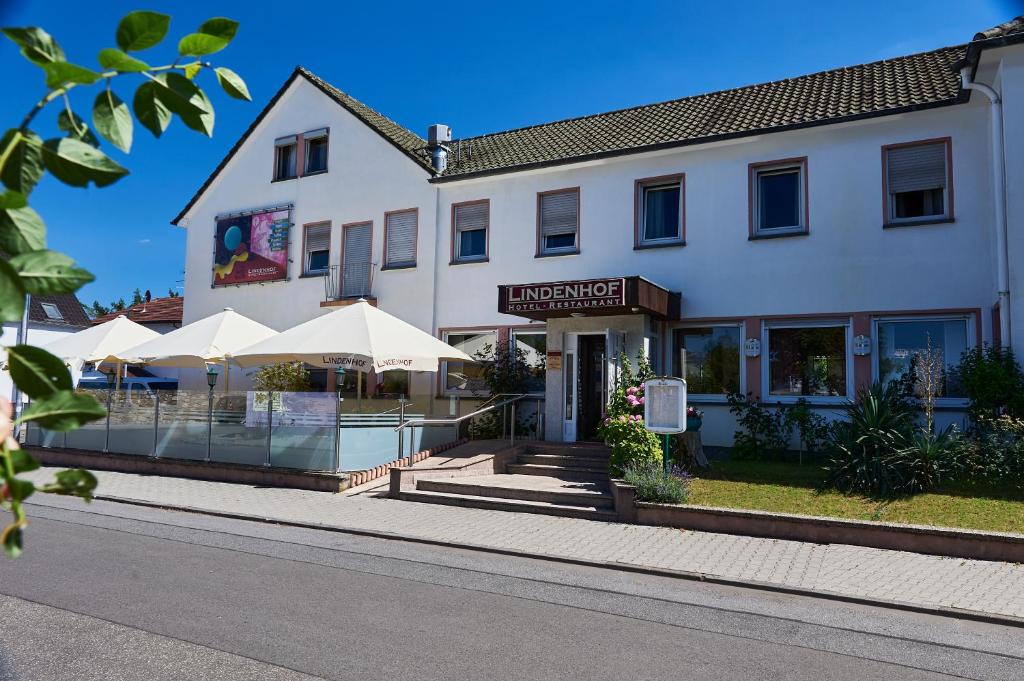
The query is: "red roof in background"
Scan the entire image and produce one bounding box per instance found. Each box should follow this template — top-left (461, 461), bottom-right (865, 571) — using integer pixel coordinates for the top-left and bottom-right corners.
top-left (92, 296), bottom-right (184, 326)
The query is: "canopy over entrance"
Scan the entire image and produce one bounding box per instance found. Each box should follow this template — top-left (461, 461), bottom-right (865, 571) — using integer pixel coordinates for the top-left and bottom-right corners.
top-left (497, 276), bottom-right (680, 321)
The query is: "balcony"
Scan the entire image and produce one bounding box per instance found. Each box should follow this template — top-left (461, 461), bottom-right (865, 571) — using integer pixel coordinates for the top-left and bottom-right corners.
top-left (322, 262), bottom-right (375, 307)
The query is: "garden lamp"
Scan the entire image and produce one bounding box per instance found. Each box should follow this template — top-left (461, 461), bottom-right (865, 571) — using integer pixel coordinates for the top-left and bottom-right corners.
top-left (334, 367), bottom-right (345, 393)
top-left (206, 366), bottom-right (219, 391)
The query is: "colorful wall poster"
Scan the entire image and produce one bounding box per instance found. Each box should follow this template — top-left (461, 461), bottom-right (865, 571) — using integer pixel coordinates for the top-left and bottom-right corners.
top-left (213, 208), bottom-right (291, 286)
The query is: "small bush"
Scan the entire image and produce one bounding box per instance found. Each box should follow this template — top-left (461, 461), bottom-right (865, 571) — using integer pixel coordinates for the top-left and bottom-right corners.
top-left (603, 414), bottom-right (663, 476)
top-left (956, 415), bottom-right (1024, 482)
top-left (726, 392), bottom-right (792, 460)
top-left (951, 345), bottom-right (1024, 420)
top-left (623, 462), bottom-right (690, 504)
top-left (251, 362), bottom-right (312, 392)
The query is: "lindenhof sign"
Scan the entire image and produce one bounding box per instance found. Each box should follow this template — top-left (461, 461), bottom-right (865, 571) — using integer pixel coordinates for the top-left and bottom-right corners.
top-left (502, 278), bottom-right (626, 314)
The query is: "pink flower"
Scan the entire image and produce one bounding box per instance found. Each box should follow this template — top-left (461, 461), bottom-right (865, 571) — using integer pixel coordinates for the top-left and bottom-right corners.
top-left (637, 396), bottom-right (645, 405)
top-left (626, 386), bottom-right (638, 395)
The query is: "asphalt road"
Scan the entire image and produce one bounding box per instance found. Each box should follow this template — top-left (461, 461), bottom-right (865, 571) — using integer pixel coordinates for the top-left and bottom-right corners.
top-left (0, 497), bottom-right (1022, 680)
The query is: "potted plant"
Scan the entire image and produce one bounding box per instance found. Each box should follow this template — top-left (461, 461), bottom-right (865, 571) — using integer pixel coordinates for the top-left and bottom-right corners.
top-left (686, 406), bottom-right (704, 432)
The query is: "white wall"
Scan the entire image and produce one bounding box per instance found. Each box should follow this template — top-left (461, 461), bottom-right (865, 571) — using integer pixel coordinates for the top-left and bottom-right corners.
top-left (1, 323), bottom-right (84, 404)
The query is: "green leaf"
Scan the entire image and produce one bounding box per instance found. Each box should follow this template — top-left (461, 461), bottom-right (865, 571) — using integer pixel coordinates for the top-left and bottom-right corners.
top-left (42, 62), bottom-right (102, 89)
top-left (183, 63), bottom-right (201, 80)
top-left (97, 47), bottom-right (149, 72)
top-left (2, 523), bottom-right (24, 559)
top-left (92, 90), bottom-right (133, 153)
top-left (2, 27), bottom-right (65, 66)
top-left (6, 478), bottom-right (34, 503)
top-left (115, 11), bottom-right (170, 52)
top-left (132, 81), bottom-right (172, 138)
top-left (6, 345), bottom-right (73, 398)
top-left (0, 191), bottom-right (27, 209)
top-left (198, 17), bottom-right (239, 42)
top-left (0, 129), bottom-right (45, 195)
top-left (153, 73), bottom-right (214, 137)
top-left (0, 204), bottom-right (46, 255)
top-left (38, 468), bottom-right (98, 502)
top-left (57, 110), bottom-right (100, 147)
top-left (9, 250), bottom-right (94, 296)
top-left (41, 137), bottom-right (129, 188)
top-left (9, 449), bottom-right (41, 475)
top-left (17, 390), bottom-right (106, 431)
top-left (214, 67), bottom-right (251, 101)
top-left (0, 260), bottom-right (26, 322)
top-left (177, 32), bottom-right (228, 57)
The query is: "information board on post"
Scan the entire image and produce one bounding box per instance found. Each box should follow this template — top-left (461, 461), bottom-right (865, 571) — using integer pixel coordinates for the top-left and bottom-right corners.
top-left (643, 377), bottom-right (687, 434)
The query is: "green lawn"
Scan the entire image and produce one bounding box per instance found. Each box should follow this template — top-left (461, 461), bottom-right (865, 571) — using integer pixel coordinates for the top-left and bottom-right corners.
top-left (688, 460), bottom-right (1024, 534)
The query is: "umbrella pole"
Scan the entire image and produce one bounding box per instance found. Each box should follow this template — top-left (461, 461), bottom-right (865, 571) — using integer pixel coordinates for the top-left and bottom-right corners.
top-left (224, 361), bottom-right (230, 393)
top-left (357, 371), bottom-right (362, 411)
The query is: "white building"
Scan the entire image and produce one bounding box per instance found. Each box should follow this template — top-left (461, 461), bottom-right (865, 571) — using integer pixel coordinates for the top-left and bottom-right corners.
top-left (2, 294), bottom-right (90, 401)
top-left (172, 17), bottom-right (1024, 446)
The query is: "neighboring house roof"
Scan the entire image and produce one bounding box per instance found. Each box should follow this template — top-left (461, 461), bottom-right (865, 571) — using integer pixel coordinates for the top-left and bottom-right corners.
top-left (29, 294), bottom-right (90, 329)
top-left (91, 296), bottom-right (184, 326)
top-left (172, 16), bottom-right (1024, 218)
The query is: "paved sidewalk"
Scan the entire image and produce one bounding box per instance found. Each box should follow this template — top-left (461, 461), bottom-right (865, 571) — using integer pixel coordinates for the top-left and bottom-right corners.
top-left (22, 467), bottom-right (1024, 623)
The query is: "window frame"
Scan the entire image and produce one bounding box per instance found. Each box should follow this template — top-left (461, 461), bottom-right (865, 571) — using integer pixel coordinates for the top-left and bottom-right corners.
top-left (671, 322), bottom-right (745, 402)
top-left (881, 137), bottom-right (954, 228)
top-left (450, 199), bottom-right (490, 265)
top-left (535, 187), bottom-right (580, 257)
top-left (748, 157), bottom-right (809, 239)
top-left (634, 174), bottom-right (685, 249)
top-left (303, 128), bottom-right (329, 176)
top-left (440, 328), bottom-right (498, 394)
top-left (301, 221), bottom-right (331, 277)
top-left (273, 135), bottom-right (298, 182)
top-left (510, 327), bottom-right (548, 395)
top-left (382, 207), bottom-right (419, 271)
top-left (40, 302), bottom-right (64, 321)
top-left (871, 314), bottom-right (974, 406)
top-left (762, 318), bottom-right (852, 403)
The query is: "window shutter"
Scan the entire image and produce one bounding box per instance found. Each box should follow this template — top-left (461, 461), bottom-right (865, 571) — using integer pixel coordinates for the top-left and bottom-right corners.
top-left (275, 135), bottom-right (297, 147)
top-left (386, 211), bottom-right (417, 266)
top-left (342, 223), bottom-right (372, 297)
top-left (540, 191), bottom-right (578, 238)
top-left (888, 143), bottom-right (947, 193)
top-left (305, 224), bottom-right (331, 254)
top-left (455, 202), bottom-right (488, 233)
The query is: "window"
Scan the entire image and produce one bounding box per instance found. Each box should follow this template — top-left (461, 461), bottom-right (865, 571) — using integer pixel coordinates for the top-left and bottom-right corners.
top-left (750, 159), bottom-right (807, 237)
top-left (304, 128), bottom-right (328, 174)
top-left (40, 302), bottom-right (63, 321)
top-left (443, 330), bottom-right (496, 391)
top-left (876, 317), bottom-right (970, 398)
top-left (672, 326), bottom-right (741, 395)
top-left (303, 223), bottom-right (331, 275)
top-left (766, 322), bottom-right (848, 397)
top-left (274, 136), bottom-right (297, 180)
top-left (537, 189), bottom-right (579, 255)
top-left (512, 329), bottom-right (547, 393)
top-left (884, 139), bottom-right (951, 225)
top-left (636, 175), bottom-right (684, 247)
top-left (384, 209), bottom-right (417, 269)
top-left (452, 201), bottom-right (488, 262)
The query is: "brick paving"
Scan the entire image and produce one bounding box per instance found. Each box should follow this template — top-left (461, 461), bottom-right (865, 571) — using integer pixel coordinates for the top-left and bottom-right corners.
top-left (22, 467), bottom-right (1024, 622)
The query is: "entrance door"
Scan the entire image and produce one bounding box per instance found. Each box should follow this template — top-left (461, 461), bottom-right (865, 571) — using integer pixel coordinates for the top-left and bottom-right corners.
top-left (341, 222), bottom-right (372, 298)
top-left (577, 334), bottom-right (607, 441)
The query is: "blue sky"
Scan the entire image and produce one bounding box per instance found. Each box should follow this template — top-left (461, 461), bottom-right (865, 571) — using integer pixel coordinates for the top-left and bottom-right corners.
top-left (2, 0), bottom-right (1021, 309)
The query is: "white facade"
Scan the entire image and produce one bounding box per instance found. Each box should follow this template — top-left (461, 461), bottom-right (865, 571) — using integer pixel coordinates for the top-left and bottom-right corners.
top-left (174, 33), bottom-right (1023, 446)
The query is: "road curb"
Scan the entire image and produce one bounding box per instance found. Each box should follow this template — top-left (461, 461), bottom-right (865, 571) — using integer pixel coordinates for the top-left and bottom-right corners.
top-left (90, 492), bottom-right (1024, 629)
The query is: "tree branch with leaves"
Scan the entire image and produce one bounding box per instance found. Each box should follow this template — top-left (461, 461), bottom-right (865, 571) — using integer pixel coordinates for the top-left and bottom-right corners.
top-left (0, 10), bottom-right (250, 557)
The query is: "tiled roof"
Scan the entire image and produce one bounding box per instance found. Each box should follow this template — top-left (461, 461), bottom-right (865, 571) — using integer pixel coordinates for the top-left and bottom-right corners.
top-left (974, 14), bottom-right (1024, 41)
top-left (436, 45), bottom-right (968, 179)
top-left (91, 296), bottom-right (183, 326)
top-left (30, 294), bottom-right (90, 329)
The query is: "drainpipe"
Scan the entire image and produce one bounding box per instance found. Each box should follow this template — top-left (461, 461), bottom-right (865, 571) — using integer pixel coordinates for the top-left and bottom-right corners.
top-left (960, 67), bottom-right (1011, 348)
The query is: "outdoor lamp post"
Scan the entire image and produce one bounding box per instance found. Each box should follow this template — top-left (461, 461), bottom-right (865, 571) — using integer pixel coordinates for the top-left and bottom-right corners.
top-left (334, 367), bottom-right (345, 472)
top-left (205, 366), bottom-right (218, 462)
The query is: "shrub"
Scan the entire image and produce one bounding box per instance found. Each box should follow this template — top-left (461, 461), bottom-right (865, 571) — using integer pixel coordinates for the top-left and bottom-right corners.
top-left (956, 415), bottom-right (1024, 482)
top-left (726, 392), bottom-right (792, 460)
top-left (251, 362), bottom-right (312, 392)
top-left (951, 345), bottom-right (1024, 421)
top-left (623, 461), bottom-right (690, 504)
top-left (599, 350), bottom-right (662, 475)
top-left (783, 398), bottom-right (831, 454)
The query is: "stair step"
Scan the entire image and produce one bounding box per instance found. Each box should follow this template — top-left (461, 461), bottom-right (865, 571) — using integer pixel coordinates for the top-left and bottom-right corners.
top-left (506, 463), bottom-right (610, 481)
top-left (398, 490), bottom-right (618, 521)
top-left (517, 453), bottom-right (609, 469)
top-left (525, 447), bottom-right (610, 461)
top-left (418, 478), bottom-right (613, 508)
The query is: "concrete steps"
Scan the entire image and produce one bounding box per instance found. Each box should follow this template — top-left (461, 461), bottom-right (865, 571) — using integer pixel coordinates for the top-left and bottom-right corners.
top-left (516, 453), bottom-right (608, 468)
top-left (397, 489), bottom-right (617, 521)
top-left (418, 477), bottom-right (613, 509)
top-left (505, 463), bottom-right (610, 481)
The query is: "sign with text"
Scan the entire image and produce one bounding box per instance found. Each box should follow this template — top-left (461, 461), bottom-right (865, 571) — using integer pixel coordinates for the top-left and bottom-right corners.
top-left (501, 278), bottom-right (626, 314)
top-left (643, 377), bottom-right (687, 434)
top-left (213, 208), bottom-right (291, 286)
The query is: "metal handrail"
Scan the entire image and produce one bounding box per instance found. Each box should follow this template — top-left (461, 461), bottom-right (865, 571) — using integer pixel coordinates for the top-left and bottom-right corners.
top-left (393, 393), bottom-right (527, 432)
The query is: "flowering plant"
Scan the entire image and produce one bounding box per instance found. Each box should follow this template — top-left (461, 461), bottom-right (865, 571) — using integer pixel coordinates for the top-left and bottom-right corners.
top-left (686, 406), bottom-right (703, 418)
top-left (599, 350), bottom-right (662, 475)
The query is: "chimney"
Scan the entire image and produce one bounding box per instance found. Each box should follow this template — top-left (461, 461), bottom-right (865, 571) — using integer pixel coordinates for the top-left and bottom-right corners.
top-left (427, 124), bottom-right (451, 173)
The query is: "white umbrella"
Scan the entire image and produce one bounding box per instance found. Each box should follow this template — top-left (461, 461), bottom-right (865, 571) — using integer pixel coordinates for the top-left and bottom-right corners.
top-left (233, 299), bottom-right (472, 373)
top-left (41, 315), bottom-right (161, 378)
top-left (118, 307), bottom-right (277, 390)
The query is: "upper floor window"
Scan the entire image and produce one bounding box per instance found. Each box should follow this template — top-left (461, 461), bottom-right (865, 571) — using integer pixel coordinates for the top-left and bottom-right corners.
top-left (452, 200), bottom-right (488, 263)
top-left (750, 158), bottom-right (807, 238)
top-left (883, 139), bottom-right (952, 226)
top-left (384, 209), bottom-right (418, 269)
top-left (635, 175), bottom-right (684, 247)
top-left (40, 302), bottom-right (63, 321)
top-left (304, 128), bottom-right (329, 174)
top-left (537, 188), bottom-right (579, 256)
top-left (303, 222), bottom-right (331, 275)
top-left (274, 136), bottom-right (297, 181)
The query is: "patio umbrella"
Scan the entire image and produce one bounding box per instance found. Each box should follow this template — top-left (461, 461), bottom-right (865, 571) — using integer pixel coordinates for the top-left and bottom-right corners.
top-left (232, 299), bottom-right (473, 373)
top-left (118, 307), bottom-right (277, 391)
top-left (40, 315), bottom-right (161, 383)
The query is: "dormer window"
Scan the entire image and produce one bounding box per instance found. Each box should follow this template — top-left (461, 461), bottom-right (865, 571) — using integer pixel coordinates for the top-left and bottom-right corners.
top-left (304, 128), bottom-right (329, 174)
top-left (274, 136), bottom-right (297, 181)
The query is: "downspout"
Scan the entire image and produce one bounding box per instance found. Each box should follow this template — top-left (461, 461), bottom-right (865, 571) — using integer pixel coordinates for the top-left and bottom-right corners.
top-left (960, 66), bottom-right (1011, 348)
